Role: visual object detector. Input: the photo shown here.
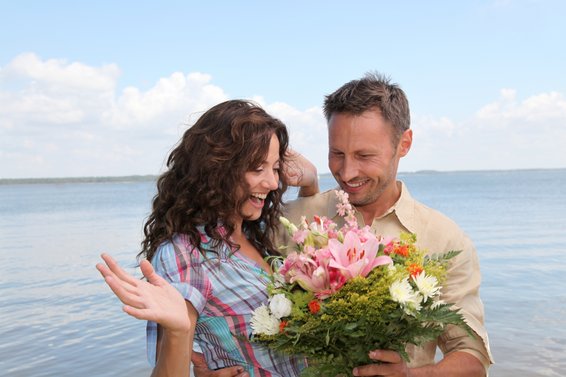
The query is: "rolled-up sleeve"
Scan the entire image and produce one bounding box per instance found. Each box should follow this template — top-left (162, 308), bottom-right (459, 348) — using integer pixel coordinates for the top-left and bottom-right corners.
top-left (439, 234), bottom-right (493, 369)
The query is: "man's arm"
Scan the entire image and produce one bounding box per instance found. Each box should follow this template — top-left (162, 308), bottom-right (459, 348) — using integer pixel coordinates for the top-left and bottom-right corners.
top-left (352, 350), bottom-right (486, 377)
top-left (191, 353), bottom-right (249, 377)
top-left (410, 351), bottom-right (486, 377)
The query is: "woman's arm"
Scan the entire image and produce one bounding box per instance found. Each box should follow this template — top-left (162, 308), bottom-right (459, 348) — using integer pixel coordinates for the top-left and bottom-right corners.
top-left (151, 301), bottom-right (197, 377)
top-left (97, 254), bottom-right (195, 377)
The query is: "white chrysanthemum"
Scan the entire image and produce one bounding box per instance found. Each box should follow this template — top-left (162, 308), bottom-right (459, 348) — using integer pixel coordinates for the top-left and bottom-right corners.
top-left (250, 304), bottom-right (280, 335)
top-left (412, 273), bottom-right (440, 303)
top-left (269, 293), bottom-right (293, 319)
top-left (390, 278), bottom-right (415, 304)
top-left (390, 278), bottom-right (422, 315)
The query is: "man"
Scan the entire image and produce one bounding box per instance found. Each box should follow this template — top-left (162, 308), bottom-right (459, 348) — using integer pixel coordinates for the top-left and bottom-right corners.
top-left (194, 72), bottom-right (492, 376)
top-left (282, 72), bottom-right (493, 376)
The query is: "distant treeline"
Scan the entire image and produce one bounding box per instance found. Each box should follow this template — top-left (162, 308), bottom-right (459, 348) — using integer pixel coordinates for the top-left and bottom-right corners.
top-left (0, 175), bottom-right (158, 185)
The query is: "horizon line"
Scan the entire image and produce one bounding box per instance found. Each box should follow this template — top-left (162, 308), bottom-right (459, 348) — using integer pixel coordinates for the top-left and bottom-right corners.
top-left (1, 167), bottom-right (565, 185)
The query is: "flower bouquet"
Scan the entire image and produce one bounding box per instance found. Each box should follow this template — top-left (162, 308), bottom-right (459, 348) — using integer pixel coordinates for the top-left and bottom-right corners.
top-left (250, 190), bottom-right (472, 377)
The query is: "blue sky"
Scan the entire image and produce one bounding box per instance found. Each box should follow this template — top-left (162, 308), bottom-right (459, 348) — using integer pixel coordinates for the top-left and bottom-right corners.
top-left (1, 0), bottom-right (565, 178)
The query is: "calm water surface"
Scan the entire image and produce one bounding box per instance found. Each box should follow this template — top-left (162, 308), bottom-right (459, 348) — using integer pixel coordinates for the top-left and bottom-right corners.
top-left (1, 169), bottom-right (565, 376)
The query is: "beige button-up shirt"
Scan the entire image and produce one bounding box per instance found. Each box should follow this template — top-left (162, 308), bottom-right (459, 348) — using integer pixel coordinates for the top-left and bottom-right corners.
top-left (279, 182), bottom-right (493, 370)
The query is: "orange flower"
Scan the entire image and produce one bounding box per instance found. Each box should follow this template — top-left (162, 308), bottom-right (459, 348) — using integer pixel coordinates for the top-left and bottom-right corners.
top-left (408, 263), bottom-right (423, 278)
top-left (308, 300), bottom-right (321, 314)
top-left (395, 245), bottom-right (409, 257)
top-left (279, 320), bottom-right (288, 333)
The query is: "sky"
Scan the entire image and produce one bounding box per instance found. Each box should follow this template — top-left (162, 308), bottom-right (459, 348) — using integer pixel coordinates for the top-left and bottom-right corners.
top-left (1, 0), bottom-right (565, 178)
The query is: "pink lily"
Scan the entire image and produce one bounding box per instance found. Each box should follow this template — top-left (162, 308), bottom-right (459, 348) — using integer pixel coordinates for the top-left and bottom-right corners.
top-left (278, 250), bottom-right (329, 293)
top-left (327, 231), bottom-right (392, 280)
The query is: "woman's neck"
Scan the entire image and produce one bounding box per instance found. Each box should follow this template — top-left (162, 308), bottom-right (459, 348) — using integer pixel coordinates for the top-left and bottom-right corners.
top-left (231, 220), bottom-right (245, 241)
top-left (229, 222), bottom-right (271, 274)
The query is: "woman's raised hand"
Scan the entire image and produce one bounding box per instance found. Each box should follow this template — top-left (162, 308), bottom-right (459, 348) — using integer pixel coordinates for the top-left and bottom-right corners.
top-left (96, 253), bottom-right (191, 333)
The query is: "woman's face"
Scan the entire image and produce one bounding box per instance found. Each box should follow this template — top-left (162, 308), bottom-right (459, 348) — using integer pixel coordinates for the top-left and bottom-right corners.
top-left (236, 133), bottom-right (281, 223)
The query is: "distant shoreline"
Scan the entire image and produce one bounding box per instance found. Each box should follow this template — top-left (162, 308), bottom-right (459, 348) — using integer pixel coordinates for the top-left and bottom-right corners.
top-left (1, 167), bottom-right (564, 185)
top-left (0, 175), bottom-right (158, 185)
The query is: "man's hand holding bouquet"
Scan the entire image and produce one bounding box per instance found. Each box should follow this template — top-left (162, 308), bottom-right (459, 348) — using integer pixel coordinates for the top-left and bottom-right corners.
top-left (250, 190), bottom-right (472, 377)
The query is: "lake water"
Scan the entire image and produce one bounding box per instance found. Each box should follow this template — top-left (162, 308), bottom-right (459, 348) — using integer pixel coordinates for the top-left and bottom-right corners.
top-left (1, 169), bottom-right (565, 376)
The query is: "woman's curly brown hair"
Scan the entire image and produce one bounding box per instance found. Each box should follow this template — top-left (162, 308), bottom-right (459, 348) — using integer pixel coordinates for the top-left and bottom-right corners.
top-left (139, 100), bottom-right (289, 262)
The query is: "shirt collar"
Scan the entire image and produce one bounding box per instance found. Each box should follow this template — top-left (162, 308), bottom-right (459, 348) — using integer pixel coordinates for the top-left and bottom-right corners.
top-left (323, 182), bottom-right (417, 233)
top-left (385, 181), bottom-right (417, 233)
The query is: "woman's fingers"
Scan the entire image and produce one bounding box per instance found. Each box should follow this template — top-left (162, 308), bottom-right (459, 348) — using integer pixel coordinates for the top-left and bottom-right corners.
top-left (139, 259), bottom-right (169, 287)
top-left (96, 263), bottom-right (140, 299)
top-left (97, 253), bottom-right (192, 331)
top-left (122, 305), bottom-right (155, 321)
top-left (97, 255), bottom-right (147, 309)
top-left (100, 253), bottom-right (140, 285)
top-left (101, 274), bottom-right (145, 308)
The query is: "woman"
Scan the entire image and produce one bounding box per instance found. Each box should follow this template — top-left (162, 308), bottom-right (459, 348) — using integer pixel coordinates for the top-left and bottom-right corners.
top-left (97, 100), bottom-right (317, 377)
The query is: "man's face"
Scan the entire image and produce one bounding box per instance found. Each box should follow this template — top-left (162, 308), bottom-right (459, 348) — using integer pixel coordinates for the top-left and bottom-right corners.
top-left (328, 110), bottom-right (410, 211)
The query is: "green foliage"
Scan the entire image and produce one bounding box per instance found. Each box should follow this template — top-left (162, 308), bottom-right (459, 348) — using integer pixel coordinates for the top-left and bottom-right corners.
top-left (254, 231), bottom-right (470, 377)
top-left (256, 263), bottom-right (471, 376)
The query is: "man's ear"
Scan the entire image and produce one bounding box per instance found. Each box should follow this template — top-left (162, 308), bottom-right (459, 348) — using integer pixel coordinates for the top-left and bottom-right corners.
top-left (398, 129), bottom-right (413, 157)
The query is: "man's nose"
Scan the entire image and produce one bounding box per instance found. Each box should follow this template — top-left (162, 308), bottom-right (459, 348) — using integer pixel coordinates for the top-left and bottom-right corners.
top-left (340, 157), bottom-right (358, 182)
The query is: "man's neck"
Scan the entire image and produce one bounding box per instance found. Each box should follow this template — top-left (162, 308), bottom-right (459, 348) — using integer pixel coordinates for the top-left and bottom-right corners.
top-left (356, 181), bottom-right (402, 225)
top-left (358, 204), bottom-right (388, 226)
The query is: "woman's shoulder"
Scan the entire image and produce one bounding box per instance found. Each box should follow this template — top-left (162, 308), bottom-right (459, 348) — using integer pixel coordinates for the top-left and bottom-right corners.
top-left (149, 234), bottom-right (205, 282)
top-left (153, 233), bottom-right (199, 263)
top-left (154, 228), bottom-right (230, 262)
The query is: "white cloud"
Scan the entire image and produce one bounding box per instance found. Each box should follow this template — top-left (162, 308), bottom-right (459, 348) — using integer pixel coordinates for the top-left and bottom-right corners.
top-left (1, 53), bottom-right (565, 178)
top-left (0, 53), bottom-right (118, 129)
top-left (262, 100), bottom-right (328, 174)
top-left (0, 54), bottom-right (228, 178)
top-left (104, 71), bottom-right (227, 128)
top-left (1, 52), bottom-right (119, 92)
top-left (477, 89), bottom-right (566, 124)
top-left (405, 89), bottom-right (566, 172)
